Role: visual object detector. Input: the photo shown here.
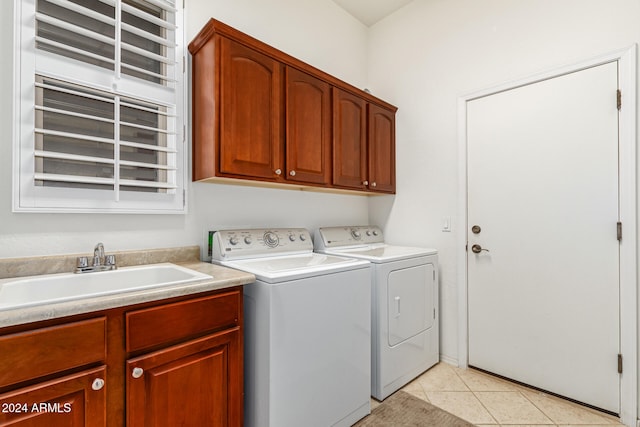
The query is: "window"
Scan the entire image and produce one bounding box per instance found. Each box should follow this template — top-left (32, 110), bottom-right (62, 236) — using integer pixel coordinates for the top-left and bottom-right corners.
top-left (14, 0), bottom-right (186, 213)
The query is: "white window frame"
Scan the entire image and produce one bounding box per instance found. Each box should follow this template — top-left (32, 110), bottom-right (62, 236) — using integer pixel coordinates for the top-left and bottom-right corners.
top-left (12, 0), bottom-right (187, 214)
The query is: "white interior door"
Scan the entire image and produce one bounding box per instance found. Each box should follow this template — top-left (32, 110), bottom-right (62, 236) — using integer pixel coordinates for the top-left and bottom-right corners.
top-left (467, 61), bottom-right (620, 413)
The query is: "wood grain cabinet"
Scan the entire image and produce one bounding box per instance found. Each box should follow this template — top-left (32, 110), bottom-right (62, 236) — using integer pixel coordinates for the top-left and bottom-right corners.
top-left (189, 18), bottom-right (397, 194)
top-left (333, 89), bottom-right (396, 193)
top-left (0, 287), bottom-right (243, 427)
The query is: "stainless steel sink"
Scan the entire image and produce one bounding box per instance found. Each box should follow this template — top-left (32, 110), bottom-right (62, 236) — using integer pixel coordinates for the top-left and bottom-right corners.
top-left (0, 263), bottom-right (212, 310)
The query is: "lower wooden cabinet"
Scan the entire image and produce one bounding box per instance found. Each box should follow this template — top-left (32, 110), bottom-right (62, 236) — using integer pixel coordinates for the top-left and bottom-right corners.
top-left (0, 287), bottom-right (243, 427)
top-left (0, 366), bottom-right (107, 427)
top-left (127, 328), bottom-right (241, 427)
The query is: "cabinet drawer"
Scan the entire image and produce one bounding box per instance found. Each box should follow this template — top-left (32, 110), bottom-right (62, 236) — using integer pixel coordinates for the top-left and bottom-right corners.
top-left (126, 290), bottom-right (241, 353)
top-left (0, 318), bottom-right (106, 389)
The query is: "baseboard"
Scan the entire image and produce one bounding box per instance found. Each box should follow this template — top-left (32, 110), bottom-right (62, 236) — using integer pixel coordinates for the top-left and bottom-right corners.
top-left (439, 354), bottom-right (458, 367)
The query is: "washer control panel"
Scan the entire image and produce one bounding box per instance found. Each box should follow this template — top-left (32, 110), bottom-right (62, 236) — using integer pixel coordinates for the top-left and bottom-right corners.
top-left (211, 228), bottom-right (312, 260)
top-left (315, 225), bottom-right (384, 249)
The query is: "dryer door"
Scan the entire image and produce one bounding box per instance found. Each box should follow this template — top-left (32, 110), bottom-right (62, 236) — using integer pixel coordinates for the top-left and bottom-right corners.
top-left (387, 263), bottom-right (435, 346)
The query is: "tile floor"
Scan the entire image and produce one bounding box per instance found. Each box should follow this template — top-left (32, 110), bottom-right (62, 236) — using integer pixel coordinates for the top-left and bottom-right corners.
top-left (386, 362), bottom-right (624, 427)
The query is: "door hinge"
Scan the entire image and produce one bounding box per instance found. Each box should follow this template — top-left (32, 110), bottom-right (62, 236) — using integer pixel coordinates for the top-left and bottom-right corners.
top-left (617, 89), bottom-right (622, 111)
top-left (183, 189), bottom-right (186, 207)
top-left (617, 222), bottom-right (622, 241)
top-left (618, 353), bottom-right (623, 374)
top-left (433, 270), bottom-right (435, 280)
top-left (433, 308), bottom-right (436, 319)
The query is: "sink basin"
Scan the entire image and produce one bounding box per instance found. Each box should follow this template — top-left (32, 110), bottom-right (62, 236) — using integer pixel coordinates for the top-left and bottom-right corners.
top-left (0, 263), bottom-right (213, 311)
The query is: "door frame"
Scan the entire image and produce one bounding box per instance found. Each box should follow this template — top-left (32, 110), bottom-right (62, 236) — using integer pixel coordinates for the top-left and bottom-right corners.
top-left (456, 46), bottom-right (637, 426)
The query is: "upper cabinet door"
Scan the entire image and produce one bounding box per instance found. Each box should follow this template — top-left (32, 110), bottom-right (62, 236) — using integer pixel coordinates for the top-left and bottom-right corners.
top-left (285, 67), bottom-right (331, 185)
top-left (219, 38), bottom-right (283, 180)
top-left (333, 88), bottom-right (367, 190)
top-left (368, 103), bottom-right (396, 193)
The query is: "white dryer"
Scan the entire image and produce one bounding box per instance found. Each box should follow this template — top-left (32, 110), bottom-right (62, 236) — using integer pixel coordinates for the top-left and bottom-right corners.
top-left (315, 225), bottom-right (438, 400)
top-left (211, 228), bottom-right (371, 427)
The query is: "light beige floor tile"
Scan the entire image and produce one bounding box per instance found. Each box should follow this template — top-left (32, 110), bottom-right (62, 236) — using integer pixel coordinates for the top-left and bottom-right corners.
top-left (458, 368), bottom-right (519, 392)
top-left (522, 390), bottom-right (620, 425)
top-left (401, 377), bottom-right (430, 401)
top-left (475, 391), bottom-right (554, 425)
top-left (416, 362), bottom-right (470, 391)
top-left (426, 391), bottom-right (497, 425)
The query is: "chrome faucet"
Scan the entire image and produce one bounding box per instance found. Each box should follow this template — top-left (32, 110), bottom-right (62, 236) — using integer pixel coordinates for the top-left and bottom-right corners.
top-left (75, 242), bottom-right (117, 273)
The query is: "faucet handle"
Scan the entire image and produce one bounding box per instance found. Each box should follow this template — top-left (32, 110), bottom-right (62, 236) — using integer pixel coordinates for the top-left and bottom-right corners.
top-left (77, 256), bottom-right (89, 269)
top-left (105, 254), bottom-right (117, 267)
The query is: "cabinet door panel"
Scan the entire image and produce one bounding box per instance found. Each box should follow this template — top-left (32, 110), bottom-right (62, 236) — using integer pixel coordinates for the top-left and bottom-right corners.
top-left (333, 88), bottom-right (367, 189)
top-left (220, 38), bottom-right (283, 179)
top-left (285, 67), bottom-right (331, 185)
top-left (0, 367), bottom-right (107, 427)
top-left (368, 103), bottom-right (396, 193)
top-left (127, 328), bottom-right (241, 427)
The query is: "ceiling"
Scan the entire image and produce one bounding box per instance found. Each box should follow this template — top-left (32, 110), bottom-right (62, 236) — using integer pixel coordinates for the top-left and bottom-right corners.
top-left (331, 0), bottom-right (414, 26)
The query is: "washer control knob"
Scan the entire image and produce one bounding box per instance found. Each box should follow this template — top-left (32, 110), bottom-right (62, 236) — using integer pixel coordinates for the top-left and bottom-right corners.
top-left (299, 234), bottom-right (307, 241)
top-left (373, 230), bottom-right (379, 236)
top-left (366, 230), bottom-right (372, 236)
top-left (244, 236), bottom-right (253, 245)
top-left (263, 232), bottom-right (279, 248)
top-left (351, 229), bottom-right (362, 239)
top-left (229, 237), bottom-right (239, 246)
top-left (289, 234), bottom-right (296, 242)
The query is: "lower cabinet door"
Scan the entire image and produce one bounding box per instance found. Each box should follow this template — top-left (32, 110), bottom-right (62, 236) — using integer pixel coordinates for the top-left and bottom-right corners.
top-left (0, 366), bottom-right (107, 427)
top-left (126, 328), bottom-right (241, 427)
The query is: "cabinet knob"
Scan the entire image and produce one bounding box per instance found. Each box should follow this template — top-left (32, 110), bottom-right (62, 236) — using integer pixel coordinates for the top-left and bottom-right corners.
top-left (275, 169), bottom-right (282, 175)
top-left (289, 170), bottom-right (296, 176)
top-left (91, 378), bottom-right (105, 391)
top-left (363, 180), bottom-right (369, 186)
top-left (132, 367), bottom-right (144, 379)
top-left (371, 182), bottom-right (377, 187)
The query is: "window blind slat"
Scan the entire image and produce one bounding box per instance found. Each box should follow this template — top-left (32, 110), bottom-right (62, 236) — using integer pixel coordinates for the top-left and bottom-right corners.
top-left (121, 22), bottom-right (177, 48)
top-left (41, 0), bottom-right (115, 27)
top-left (121, 3), bottom-right (177, 29)
top-left (36, 36), bottom-right (117, 66)
top-left (120, 63), bottom-right (178, 83)
top-left (121, 42), bottom-right (174, 65)
top-left (35, 128), bottom-right (116, 145)
top-left (36, 12), bottom-right (116, 47)
top-left (120, 121), bottom-right (174, 135)
top-left (120, 160), bottom-right (176, 170)
top-left (35, 150), bottom-right (116, 165)
top-left (35, 173), bottom-right (115, 185)
top-left (35, 81), bottom-right (115, 104)
top-left (36, 105), bottom-right (116, 124)
top-left (119, 140), bottom-right (177, 153)
top-left (119, 179), bottom-right (177, 189)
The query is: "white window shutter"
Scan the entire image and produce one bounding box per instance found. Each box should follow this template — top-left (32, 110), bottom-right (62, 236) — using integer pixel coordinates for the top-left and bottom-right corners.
top-left (15, 0), bottom-right (186, 213)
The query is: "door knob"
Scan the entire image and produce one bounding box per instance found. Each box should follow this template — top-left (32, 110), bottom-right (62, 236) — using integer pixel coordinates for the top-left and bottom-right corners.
top-left (471, 244), bottom-right (489, 254)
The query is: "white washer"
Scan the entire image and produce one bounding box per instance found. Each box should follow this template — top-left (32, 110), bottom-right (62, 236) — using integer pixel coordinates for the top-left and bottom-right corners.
top-left (211, 228), bottom-right (371, 427)
top-left (315, 225), bottom-right (439, 400)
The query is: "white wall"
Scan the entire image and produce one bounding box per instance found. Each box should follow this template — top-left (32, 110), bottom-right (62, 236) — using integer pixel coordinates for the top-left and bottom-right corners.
top-left (367, 0), bottom-right (640, 369)
top-left (0, 0), bottom-right (370, 259)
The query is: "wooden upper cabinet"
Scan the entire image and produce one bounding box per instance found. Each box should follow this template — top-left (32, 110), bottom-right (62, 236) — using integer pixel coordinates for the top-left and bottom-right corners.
top-left (368, 103), bottom-right (396, 193)
top-left (285, 67), bottom-right (331, 185)
top-left (189, 18), bottom-right (397, 194)
top-left (219, 38), bottom-right (283, 180)
top-left (333, 88), bottom-right (367, 190)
